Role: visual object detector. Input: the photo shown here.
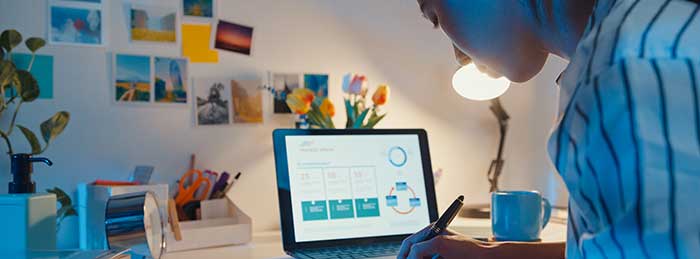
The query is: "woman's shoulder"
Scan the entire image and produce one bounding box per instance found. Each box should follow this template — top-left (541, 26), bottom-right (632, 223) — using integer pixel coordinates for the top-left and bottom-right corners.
top-left (563, 0), bottom-right (700, 87)
top-left (607, 0), bottom-right (700, 64)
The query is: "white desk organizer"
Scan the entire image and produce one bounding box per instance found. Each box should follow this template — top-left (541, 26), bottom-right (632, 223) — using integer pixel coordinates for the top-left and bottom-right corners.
top-left (76, 183), bottom-right (170, 250)
top-left (165, 198), bottom-right (252, 252)
top-left (0, 193), bottom-right (56, 252)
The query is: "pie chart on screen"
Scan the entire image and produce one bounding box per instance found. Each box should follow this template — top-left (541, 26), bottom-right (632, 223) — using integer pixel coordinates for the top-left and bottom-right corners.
top-left (388, 146), bottom-right (407, 168)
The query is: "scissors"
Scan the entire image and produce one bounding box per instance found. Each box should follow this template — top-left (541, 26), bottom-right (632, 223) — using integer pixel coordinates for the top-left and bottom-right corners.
top-left (175, 169), bottom-right (212, 206)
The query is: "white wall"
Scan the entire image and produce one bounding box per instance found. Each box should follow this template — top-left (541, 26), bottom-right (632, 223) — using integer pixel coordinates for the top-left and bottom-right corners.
top-left (0, 0), bottom-right (568, 248)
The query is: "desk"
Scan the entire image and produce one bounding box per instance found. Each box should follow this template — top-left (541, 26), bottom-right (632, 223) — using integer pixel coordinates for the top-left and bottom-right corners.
top-left (163, 218), bottom-right (567, 259)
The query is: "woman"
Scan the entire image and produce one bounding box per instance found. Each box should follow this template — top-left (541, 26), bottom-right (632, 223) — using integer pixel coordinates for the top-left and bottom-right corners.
top-left (399, 0), bottom-right (700, 258)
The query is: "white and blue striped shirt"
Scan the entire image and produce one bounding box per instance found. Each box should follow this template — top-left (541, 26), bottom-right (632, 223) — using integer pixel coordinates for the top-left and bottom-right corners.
top-left (547, 0), bottom-right (700, 258)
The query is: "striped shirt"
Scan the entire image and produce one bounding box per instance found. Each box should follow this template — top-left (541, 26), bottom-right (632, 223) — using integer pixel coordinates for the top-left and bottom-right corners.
top-left (547, 0), bottom-right (700, 258)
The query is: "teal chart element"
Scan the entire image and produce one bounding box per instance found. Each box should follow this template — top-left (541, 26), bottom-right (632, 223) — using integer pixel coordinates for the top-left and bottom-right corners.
top-left (355, 198), bottom-right (380, 218)
top-left (388, 146), bottom-right (407, 167)
top-left (409, 198), bottom-right (421, 207)
top-left (329, 199), bottom-right (354, 219)
top-left (396, 182), bottom-right (407, 191)
top-left (302, 201), bottom-right (328, 221)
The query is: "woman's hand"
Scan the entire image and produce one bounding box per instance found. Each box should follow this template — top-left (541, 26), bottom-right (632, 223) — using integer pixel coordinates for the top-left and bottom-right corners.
top-left (397, 225), bottom-right (566, 259)
top-left (397, 225), bottom-right (495, 259)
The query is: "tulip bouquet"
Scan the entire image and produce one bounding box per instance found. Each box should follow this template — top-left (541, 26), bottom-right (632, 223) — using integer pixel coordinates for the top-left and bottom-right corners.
top-left (342, 74), bottom-right (389, 128)
top-left (285, 74), bottom-right (389, 129)
top-left (285, 88), bottom-right (336, 128)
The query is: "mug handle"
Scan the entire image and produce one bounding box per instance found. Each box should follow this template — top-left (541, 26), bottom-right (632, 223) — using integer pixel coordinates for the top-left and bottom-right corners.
top-left (542, 197), bottom-right (552, 229)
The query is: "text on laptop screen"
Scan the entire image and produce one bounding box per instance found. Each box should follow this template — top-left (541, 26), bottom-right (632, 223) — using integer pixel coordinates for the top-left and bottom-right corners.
top-left (285, 135), bottom-right (431, 242)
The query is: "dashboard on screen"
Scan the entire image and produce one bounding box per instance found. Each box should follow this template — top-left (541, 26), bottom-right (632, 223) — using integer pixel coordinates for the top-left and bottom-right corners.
top-left (284, 134), bottom-right (431, 242)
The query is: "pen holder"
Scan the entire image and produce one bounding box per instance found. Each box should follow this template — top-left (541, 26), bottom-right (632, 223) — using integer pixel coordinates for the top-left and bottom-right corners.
top-left (165, 198), bottom-right (252, 252)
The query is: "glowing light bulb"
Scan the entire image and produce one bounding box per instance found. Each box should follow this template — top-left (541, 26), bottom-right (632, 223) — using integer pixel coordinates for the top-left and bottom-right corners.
top-left (451, 64), bottom-right (510, 101)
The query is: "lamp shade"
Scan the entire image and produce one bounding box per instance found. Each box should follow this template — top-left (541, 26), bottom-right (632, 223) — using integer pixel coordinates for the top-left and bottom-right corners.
top-left (451, 64), bottom-right (510, 101)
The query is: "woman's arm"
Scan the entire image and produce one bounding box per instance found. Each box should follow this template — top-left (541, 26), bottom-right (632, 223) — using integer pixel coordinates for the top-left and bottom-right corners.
top-left (398, 226), bottom-right (565, 259)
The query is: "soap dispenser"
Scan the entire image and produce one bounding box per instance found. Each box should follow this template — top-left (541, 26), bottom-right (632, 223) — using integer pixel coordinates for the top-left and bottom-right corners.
top-left (9, 153), bottom-right (53, 194)
top-left (0, 153), bottom-right (57, 252)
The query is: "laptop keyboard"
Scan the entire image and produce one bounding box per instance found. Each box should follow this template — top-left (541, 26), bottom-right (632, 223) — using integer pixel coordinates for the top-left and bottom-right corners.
top-left (293, 243), bottom-right (401, 259)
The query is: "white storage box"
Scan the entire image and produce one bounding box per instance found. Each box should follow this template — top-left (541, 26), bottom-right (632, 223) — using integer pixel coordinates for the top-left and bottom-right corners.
top-left (165, 198), bottom-right (251, 252)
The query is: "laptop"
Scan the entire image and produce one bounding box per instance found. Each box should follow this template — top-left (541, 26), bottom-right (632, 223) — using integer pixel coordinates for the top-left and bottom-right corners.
top-left (273, 129), bottom-right (439, 259)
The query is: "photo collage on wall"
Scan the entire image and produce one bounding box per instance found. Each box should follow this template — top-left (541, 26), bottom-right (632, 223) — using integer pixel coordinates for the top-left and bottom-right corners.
top-left (130, 4), bottom-right (178, 44)
top-left (45, 0), bottom-right (333, 126)
top-left (194, 77), bottom-right (263, 126)
top-left (48, 0), bottom-right (105, 47)
top-left (113, 53), bottom-right (188, 104)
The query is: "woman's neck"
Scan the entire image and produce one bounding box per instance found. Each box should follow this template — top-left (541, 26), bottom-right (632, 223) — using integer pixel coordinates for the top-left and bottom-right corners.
top-left (535, 0), bottom-right (595, 60)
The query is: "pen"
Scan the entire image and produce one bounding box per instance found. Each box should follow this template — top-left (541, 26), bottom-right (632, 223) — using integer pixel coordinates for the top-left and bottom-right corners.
top-left (424, 195), bottom-right (464, 241)
top-left (209, 172), bottom-right (230, 199)
top-left (218, 172), bottom-right (242, 198)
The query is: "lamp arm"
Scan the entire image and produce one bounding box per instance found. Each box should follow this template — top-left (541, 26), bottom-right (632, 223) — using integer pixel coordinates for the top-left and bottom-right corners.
top-left (488, 122), bottom-right (507, 192)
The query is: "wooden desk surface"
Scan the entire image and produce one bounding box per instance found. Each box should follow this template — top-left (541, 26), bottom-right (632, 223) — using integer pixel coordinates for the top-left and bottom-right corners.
top-left (163, 218), bottom-right (567, 259)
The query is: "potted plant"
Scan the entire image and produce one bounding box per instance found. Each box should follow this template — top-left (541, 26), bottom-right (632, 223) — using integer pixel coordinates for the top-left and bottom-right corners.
top-left (0, 29), bottom-right (74, 227)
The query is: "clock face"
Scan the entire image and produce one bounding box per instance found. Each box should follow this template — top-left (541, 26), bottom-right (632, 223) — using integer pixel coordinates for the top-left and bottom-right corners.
top-left (143, 192), bottom-right (164, 258)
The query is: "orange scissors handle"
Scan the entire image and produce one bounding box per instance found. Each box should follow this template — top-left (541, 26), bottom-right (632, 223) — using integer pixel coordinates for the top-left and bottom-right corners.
top-left (192, 177), bottom-right (211, 201)
top-left (175, 169), bottom-right (208, 206)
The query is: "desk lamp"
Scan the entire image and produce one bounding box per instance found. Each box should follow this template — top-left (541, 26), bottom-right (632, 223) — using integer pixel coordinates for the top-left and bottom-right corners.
top-left (451, 45), bottom-right (511, 218)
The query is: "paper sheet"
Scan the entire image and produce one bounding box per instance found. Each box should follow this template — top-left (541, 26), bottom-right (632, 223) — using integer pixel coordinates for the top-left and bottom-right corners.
top-left (182, 23), bottom-right (219, 63)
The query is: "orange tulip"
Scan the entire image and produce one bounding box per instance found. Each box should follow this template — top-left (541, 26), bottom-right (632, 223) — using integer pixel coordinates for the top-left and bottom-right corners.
top-left (286, 88), bottom-right (315, 114)
top-left (372, 84), bottom-right (389, 106)
top-left (319, 98), bottom-right (335, 117)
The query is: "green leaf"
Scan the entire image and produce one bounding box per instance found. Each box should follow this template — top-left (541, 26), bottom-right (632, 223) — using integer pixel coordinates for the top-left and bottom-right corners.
top-left (0, 30), bottom-right (22, 52)
top-left (57, 205), bottom-right (72, 219)
top-left (66, 207), bottom-right (77, 216)
top-left (17, 125), bottom-right (41, 154)
top-left (344, 99), bottom-right (355, 128)
top-left (324, 115), bottom-right (335, 129)
top-left (47, 187), bottom-right (73, 207)
top-left (353, 109), bottom-right (370, 129)
top-left (307, 110), bottom-right (327, 128)
top-left (15, 70), bottom-right (39, 102)
top-left (25, 37), bottom-right (45, 53)
top-left (40, 111), bottom-right (70, 144)
top-left (363, 113), bottom-right (386, 129)
top-left (0, 60), bottom-right (16, 87)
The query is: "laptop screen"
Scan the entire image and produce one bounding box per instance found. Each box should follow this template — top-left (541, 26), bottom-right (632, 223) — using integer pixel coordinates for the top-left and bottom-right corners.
top-left (285, 134), bottom-right (431, 242)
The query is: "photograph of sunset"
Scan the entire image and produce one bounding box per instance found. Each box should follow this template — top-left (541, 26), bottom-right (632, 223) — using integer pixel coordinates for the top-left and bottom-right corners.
top-left (214, 20), bottom-right (253, 55)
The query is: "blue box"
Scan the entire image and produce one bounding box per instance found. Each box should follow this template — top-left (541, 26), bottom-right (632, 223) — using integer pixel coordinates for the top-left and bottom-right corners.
top-left (386, 195), bottom-right (398, 207)
top-left (396, 182), bottom-right (407, 191)
top-left (409, 198), bottom-right (421, 207)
